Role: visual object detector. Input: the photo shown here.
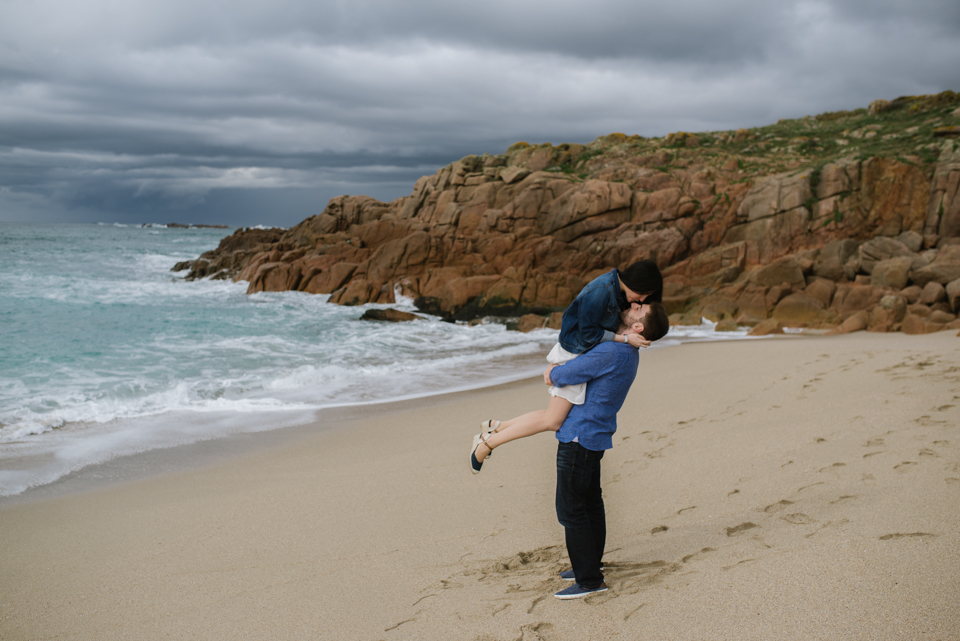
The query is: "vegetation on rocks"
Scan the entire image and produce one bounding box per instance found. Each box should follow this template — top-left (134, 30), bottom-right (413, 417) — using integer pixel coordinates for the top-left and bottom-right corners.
top-left (178, 91), bottom-right (960, 335)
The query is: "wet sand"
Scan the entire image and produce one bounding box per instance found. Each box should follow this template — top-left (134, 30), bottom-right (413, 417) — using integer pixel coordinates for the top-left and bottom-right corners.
top-left (2, 332), bottom-right (958, 640)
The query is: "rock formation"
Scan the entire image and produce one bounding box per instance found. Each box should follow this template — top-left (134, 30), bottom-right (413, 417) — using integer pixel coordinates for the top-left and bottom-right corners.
top-left (177, 91), bottom-right (960, 335)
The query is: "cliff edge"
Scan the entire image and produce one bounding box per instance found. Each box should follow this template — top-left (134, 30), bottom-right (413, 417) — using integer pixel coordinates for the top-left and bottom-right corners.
top-left (178, 91), bottom-right (960, 335)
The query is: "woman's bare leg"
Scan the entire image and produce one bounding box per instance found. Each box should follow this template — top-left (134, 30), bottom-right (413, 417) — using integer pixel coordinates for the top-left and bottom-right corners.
top-left (474, 395), bottom-right (573, 463)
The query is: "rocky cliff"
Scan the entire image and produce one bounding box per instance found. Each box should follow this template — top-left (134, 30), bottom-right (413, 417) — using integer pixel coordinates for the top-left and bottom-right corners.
top-left (178, 92), bottom-right (960, 335)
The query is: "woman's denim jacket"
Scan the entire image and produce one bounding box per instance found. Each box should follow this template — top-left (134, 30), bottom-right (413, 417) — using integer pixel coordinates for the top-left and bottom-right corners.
top-left (558, 269), bottom-right (626, 354)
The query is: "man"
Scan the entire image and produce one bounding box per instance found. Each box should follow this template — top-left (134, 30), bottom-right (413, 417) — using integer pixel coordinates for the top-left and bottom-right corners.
top-left (545, 302), bottom-right (669, 599)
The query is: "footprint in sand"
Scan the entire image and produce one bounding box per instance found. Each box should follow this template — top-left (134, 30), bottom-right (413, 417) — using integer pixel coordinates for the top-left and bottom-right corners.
top-left (722, 558), bottom-right (756, 571)
top-left (762, 500), bottom-right (793, 513)
top-left (819, 462), bottom-right (847, 473)
top-left (830, 495), bottom-right (857, 505)
top-left (805, 519), bottom-right (850, 538)
top-left (681, 547), bottom-right (716, 564)
top-left (894, 461), bottom-right (918, 471)
top-left (651, 525), bottom-right (669, 535)
top-left (864, 438), bottom-right (885, 447)
top-left (516, 622), bottom-right (555, 640)
top-left (879, 532), bottom-right (937, 541)
top-left (623, 603), bottom-right (646, 621)
top-left (609, 560), bottom-right (683, 595)
top-left (781, 513), bottom-right (814, 525)
top-left (726, 522), bottom-right (758, 537)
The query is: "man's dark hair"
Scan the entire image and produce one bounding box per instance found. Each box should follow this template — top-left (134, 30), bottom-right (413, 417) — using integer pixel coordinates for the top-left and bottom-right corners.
top-left (639, 302), bottom-right (669, 341)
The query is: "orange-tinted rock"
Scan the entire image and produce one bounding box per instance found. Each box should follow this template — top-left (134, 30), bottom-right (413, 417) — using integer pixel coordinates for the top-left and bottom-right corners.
top-left (878, 295), bottom-right (908, 322)
top-left (669, 313), bottom-right (703, 326)
top-left (517, 314), bottom-right (547, 332)
top-left (246, 262), bottom-right (302, 294)
top-left (359, 308), bottom-right (423, 322)
top-left (331, 279), bottom-right (375, 306)
top-left (734, 313), bottom-right (763, 327)
top-left (715, 318), bottom-right (739, 332)
top-left (302, 262), bottom-right (359, 294)
top-left (773, 293), bottom-right (829, 325)
top-left (928, 310), bottom-right (956, 324)
top-left (859, 158), bottom-right (929, 236)
top-left (764, 284), bottom-right (792, 309)
top-left (181, 135), bottom-right (959, 325)
top-left (699, 298), bottom-right (739, 322)
top-left (858, 237), bottom-right (913, 274)
top-left (947, 278), bottom-right (960, 312)
top-left (910, 245), bottom-right (960, 286)
top-left (748, 319), bottom-right (784, 336)
top-left (753, 256), bottom-right (806, 288)
top-left (817, 160), bottom-right (860, 199)
top-left (931, 148), bottom-right (960, 238)
top-left (901, 314), bottom-right (926, 334)
top-left (443, 275), bottom-right (503, 314)
top-left (826, 310), bottom-right (870, 335)
top-left (868, 307), bottom-right (893, 332)
top-left (805, 279), bottom-right (837, 308)
top-left (919, 281), bottom-right (947, 305)
top-left (540, 180), bottom-right (632, 242)
top-left (735, 285), bottom-right (771, 319)
top-left (814, 239), bottom-right (859, 281)
top-left (833, 284), bottom-right (883, 316)
top-left (901, 285), bottom-right (923, 303)
top-left (871, 256), bottom-right (914, 290)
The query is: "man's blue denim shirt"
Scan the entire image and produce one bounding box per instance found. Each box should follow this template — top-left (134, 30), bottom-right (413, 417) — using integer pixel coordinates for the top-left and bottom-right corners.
top-left (551, 341), bottom-right (639, 451)
top-left (558, 269), bottom-right (627, 354)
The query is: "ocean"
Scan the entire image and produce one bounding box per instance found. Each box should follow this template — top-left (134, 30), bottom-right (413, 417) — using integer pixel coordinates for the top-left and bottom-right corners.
top-left (0, 222), bottom-right (750, 497)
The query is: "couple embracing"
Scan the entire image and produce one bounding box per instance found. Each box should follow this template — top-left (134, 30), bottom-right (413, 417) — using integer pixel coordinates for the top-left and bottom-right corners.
top-left (470, 260), bottom-right (669, 599)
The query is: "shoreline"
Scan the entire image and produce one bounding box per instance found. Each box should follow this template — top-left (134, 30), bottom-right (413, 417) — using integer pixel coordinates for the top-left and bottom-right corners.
top-left (3, 332), bottom-right (958, 640)
top-left (0, 326), bottom-right (754, 503)
top-left (0, 375), bottom-right (542, 508)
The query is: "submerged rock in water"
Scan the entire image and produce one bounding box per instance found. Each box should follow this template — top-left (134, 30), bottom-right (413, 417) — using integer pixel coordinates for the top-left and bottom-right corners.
top-left (359, 308), bottom-right (423, 322)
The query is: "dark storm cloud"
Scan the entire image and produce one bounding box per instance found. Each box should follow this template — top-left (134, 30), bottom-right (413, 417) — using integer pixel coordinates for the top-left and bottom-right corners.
top-left (0, 0), bottom-right (958, 226)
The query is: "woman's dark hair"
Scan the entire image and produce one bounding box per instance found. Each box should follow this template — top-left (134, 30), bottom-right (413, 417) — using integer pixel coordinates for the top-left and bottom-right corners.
top-left (620, 260), bottom-right (663, 303)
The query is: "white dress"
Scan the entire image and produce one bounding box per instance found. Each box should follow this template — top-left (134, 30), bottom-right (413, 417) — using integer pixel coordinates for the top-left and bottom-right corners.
top-left (546, 343), bottom-right (587, 405)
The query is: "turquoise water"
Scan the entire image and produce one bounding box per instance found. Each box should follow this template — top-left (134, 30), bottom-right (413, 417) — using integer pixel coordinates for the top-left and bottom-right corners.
top-left (0, 222), bottom-right (750, 496)
top-left (0, 223), bottom-right (564, 495)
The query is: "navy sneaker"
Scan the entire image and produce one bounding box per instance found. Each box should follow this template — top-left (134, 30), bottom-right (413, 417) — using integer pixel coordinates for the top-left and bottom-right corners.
top-left (560, 566), bottom-right (603, 581)
top-left (554, 582), bottom-right (608, 599)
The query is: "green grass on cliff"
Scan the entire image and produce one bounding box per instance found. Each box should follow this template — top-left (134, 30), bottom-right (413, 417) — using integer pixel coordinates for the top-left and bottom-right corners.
top-left (527, 90), bottom-right (960, 181)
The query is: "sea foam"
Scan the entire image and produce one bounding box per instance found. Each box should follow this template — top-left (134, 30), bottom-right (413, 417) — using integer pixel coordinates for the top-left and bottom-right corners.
top-left (0, 223), bottom-right (752, 496)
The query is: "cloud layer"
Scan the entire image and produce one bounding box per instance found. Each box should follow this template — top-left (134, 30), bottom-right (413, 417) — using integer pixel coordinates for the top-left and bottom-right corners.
top-left (1, 0), bottom-right (958, 226)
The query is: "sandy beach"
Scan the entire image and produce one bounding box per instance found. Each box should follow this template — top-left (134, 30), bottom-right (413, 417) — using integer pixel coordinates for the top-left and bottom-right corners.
top-left (2, 331), bottom-right (959, 640)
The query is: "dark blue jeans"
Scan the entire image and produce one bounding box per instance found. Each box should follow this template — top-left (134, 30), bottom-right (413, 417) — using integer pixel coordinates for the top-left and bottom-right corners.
top-left (556, 441), bottom-right (605, 589)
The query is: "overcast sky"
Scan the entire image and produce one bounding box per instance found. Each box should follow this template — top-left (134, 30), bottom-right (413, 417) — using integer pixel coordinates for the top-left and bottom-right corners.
top-left (1, 0), bottom-right (958, 227)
